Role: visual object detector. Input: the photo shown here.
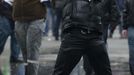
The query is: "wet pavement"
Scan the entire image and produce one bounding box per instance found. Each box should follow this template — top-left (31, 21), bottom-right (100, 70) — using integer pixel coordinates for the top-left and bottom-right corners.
top-left (0, 29), bottom-right (130, 75)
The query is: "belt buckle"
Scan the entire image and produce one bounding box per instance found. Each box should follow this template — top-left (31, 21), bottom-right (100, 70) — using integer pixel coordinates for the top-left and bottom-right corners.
top-left (81, 30), bottom-right (86, 34)
top-left (80, 29), bottom-right (90, 34)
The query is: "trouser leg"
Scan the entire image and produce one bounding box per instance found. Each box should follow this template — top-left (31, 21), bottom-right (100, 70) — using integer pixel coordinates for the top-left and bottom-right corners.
top-left (53, 49), bottom-right (82, 75)
top-left (26, 19), bottom-right (44, 75)
top-left (0, 16), bottom-right (11, 55)
top-left (10, 32), bottom-right (20, 62)
top-left (0, 29), bottom-right (9, 54)
top-left (52, 33), bottom-right (83, 75)
top-left (102, 24), bottom-right (109, 44)
top-left (86, 42), bottom-right (112, 75)
top-left (15, 21), bottom-right (27, 63)
top-left (128, 27), bottom-right (134, 75)
top-left (83, 55), bottom-right (94, 75)
top-left (53, 9), bottom-right (62, 40)
top-left (15, 19), bottom-right (44, 75)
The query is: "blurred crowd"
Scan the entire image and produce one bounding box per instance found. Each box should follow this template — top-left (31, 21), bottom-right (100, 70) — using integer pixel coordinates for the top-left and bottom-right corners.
top-left (0, 0), bottom-right (134, 75)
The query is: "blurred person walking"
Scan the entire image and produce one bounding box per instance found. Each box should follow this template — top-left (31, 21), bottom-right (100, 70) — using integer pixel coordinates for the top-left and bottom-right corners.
top-left (52, 0), bottom-right (119, 75)
top-left (0, 0), bottom-right (20, 63)
top-left (116, 0), bottom-right (125, 38)
top-left (122, 0), bottom-right (134, 75)
top-left (52, 0), bottom-right (62, 41)
top-left (12, 0), bottom-right (47, 75)
top-left (43, 0), bottom-right (55, 37)
top-left (109, 0), bottom-right (125, 38)
top-left (71, 0), bottom-right (119, 75)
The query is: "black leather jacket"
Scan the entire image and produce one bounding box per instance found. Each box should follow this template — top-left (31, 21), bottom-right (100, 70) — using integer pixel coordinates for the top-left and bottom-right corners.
top-left (56, 0), bottom-right (119, 33)
top-left (123, 0), bottom-right (134, 29)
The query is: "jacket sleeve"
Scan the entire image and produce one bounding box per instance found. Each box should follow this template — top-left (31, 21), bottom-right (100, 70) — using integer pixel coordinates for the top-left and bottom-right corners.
top-left (102, 0), bottom-right (120, 25)
top-left (54, 0), bottom-right (67, 9)
top-left (123, 0), bottom-right (129, 30)
top-left (109, 0), bottom-right (120, 25)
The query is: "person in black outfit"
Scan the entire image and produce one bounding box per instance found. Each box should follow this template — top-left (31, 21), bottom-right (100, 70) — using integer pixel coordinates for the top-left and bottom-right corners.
top-left (52, 0), bottom-right (119, 75)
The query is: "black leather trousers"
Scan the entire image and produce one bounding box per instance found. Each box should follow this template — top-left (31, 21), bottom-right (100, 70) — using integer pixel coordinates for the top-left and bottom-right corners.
top-left (52, 28), bottom-right (112, 75)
